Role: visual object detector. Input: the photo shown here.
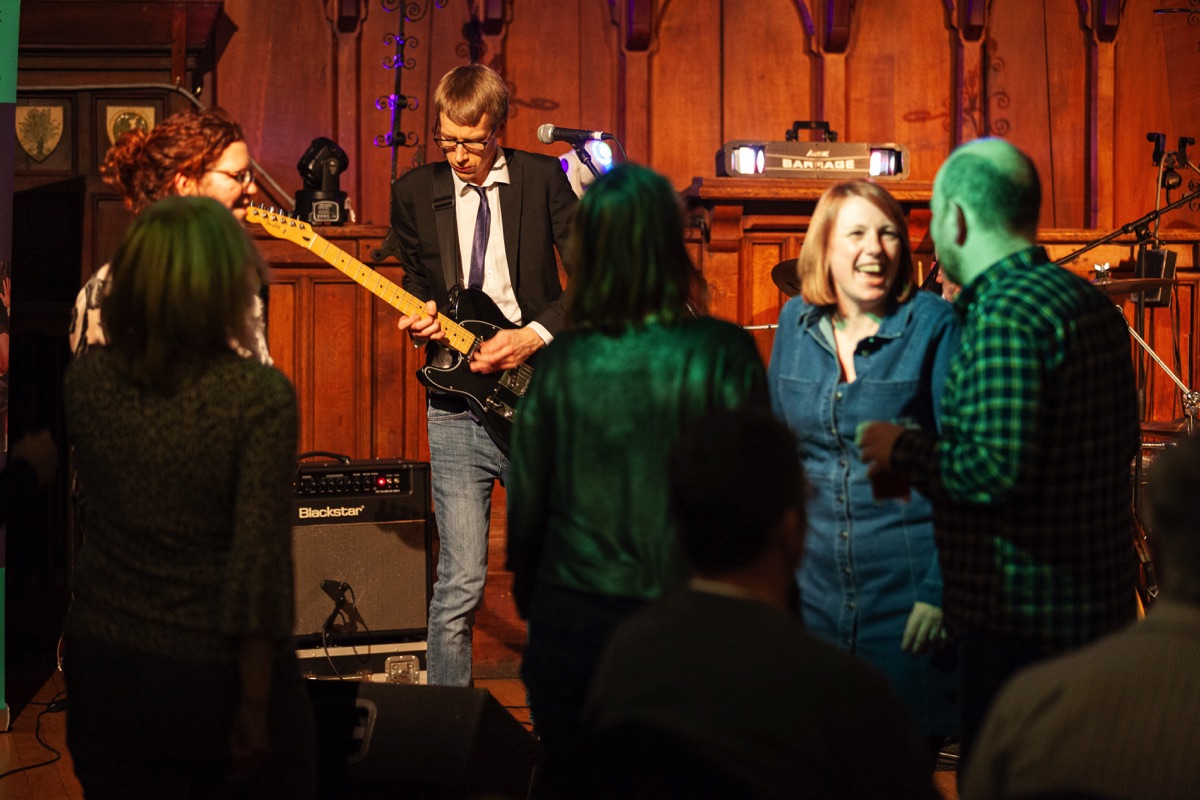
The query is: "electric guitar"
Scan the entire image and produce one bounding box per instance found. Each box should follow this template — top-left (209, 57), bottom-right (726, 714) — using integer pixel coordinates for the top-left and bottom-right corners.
top-left (246, 206), bottom-right (531, 454)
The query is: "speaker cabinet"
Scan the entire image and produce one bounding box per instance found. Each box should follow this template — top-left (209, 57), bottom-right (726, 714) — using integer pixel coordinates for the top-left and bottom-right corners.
top-left (292, 460), bottom-right (432, 642)
top-left (307, 680), bottom-right (539, 799)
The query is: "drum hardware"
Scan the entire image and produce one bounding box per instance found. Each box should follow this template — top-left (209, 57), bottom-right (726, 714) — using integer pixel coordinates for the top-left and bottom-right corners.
top-left (770, 257), bottom-right (802, 297)
top-left (1124, 317), bottom-right (1198, 613)
top-left (1093, 277), bottom-right (1178, 297)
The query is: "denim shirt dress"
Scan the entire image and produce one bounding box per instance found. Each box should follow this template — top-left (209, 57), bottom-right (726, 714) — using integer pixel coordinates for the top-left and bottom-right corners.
top-left (768, 288), bottom-right (961, 734)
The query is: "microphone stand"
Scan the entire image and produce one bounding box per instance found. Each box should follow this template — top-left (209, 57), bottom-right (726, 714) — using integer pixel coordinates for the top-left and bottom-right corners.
top-left (1055, 185), bottom-right (1200, 420)
top-left (571, 141), bottom-right (601, 179)
top-left (1054, 186), bottom-right (1200, 269)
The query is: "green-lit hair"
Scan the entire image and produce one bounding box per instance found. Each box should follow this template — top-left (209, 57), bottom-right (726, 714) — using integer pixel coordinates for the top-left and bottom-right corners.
top-left (566, 164), bottom-right (696, 333)
top-left (103, 196), bottom-right (263, 392)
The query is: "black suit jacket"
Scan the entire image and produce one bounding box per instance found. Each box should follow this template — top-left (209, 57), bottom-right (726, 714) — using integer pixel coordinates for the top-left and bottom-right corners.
top-left (390, 148), bottom-right (578, 336)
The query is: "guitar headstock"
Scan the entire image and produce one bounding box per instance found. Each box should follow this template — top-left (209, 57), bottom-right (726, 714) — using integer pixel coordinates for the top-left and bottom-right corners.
top-left (245, 205), bottom-right (315, 247)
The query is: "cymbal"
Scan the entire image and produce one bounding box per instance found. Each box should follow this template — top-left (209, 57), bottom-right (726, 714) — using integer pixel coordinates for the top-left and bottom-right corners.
top-left (772, 258), bottom-right (801, 297)
top-left (1092, 278), bottom-right (1176, 296)
top-left (1141, 418), bottom-right (1193, 438)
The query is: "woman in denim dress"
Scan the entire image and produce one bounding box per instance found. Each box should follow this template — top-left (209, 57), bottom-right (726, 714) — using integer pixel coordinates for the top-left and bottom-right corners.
top-left (768, 181), bottom-right (960, 742)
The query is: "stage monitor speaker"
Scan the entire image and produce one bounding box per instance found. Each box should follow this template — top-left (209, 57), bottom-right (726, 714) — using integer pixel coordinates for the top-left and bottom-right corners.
top-left (307, 680), bottom-right (539, 800)
top-left (292, 459), bottom-right (432, 642)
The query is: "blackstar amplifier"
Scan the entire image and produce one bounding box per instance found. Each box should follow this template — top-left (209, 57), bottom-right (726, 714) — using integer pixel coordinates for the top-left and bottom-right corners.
top-left (292, 459), bottom-right (432, 644)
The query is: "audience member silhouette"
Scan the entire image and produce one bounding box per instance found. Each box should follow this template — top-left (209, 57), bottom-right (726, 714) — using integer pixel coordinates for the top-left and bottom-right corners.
top-left (586, 409), bottom-right (938, 800)
top-left (962, 433), bottom-right (1200, 800)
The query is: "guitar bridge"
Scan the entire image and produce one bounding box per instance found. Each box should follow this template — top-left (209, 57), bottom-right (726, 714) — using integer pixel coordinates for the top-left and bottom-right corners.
top-left (499, 367), bottom-right (531, 397)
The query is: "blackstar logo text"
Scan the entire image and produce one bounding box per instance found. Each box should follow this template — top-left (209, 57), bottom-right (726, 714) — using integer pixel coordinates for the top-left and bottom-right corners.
top-left (298, 505), bottom-right (367, 519)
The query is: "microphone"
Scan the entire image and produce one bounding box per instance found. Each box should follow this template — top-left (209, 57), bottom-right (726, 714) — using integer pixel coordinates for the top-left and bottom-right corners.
top-left (537, 123), bottom-right (614, 145)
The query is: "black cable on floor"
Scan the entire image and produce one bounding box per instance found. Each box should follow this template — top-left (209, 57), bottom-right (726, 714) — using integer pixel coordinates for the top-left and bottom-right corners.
top-left (0, 689), bottom-right (68, 781)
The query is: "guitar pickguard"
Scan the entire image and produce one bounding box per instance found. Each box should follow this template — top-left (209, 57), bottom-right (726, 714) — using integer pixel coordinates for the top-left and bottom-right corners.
top-left (417, 313), bottom-right (533, 455)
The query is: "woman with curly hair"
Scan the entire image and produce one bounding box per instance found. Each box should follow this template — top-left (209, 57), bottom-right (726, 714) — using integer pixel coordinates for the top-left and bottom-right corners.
top-left (68, 106), bottom-right (266, 361)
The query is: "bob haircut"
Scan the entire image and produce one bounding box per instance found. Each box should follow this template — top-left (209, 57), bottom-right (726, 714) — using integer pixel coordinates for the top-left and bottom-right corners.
top-left (102, 196), bottom-right (264, 393)
top-left (797, 180), bottom-right (915, 307)
top-left (100, 106), bottom-right (244, 213)
top-left (433, 64), bottom-right (510, 130)
top-left (565, 164), bottom-right (697, 334)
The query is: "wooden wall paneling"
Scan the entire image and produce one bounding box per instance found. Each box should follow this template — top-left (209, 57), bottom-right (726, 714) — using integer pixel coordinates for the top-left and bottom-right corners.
top-left (986, 0), bottom-right (1089, 228)
top-left (741, 234), bottom-right (795, 365)
top-left (579, 0), bottom-right (623, 140)
top-left (497, 0), bottom-right (622, 152)
top-left (721, 0), bottom-right (814, 146)
top-left (1087, 29), bottom-right (1117, 230)
top-left (369, 263), bottom-right (422, 460)
top-left (217, 1), bottom-right (337, 211)
top-left (949, 1), bottom-right (989, 149)
top-left (650, 0), bottom-right (724, 189)
top-left (500, 0), bottom-right (581, 151)
top-left (355, 4), bottom-right (405, 224)
top-left (309, 278), bottom-right (371, 457)
top-left (1112, 0), bottom-right (1200, 231)
top-left (619, 28), bottom-right (652, 161)
top-left (265, 274), bottom-right (297, 384)
top-left (843, 0), bottom-right (954, 183)
top-left (1044, 1), bottom-right (1089, 228)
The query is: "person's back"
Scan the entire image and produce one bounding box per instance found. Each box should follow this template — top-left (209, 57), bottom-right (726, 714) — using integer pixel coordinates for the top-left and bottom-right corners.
top-left (66, 349), bottom-right (296, 661)
top-left (960, 604), bottom-right (1200, 800)
top-left (587, 409), bottom-right (936, 800)
top-left (936, 254), bottom-right (1138, 647)
top-left (521, 315), bottom-right (765, 599)
top-left (62, 197), bottom-right (313, 800)
top-left (589, 587), bottom-right (937, 800)
top-left (963, 432), bottom-right (1200, 800)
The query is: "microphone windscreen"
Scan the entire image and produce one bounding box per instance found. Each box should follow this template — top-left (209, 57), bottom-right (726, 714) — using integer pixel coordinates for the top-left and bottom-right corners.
top-left (536, 123), bottom-right (556, 145)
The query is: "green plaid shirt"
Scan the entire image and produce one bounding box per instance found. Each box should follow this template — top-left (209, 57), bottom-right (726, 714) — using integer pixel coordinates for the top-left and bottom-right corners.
top-left (893, 247), bottom-right (1139, 650)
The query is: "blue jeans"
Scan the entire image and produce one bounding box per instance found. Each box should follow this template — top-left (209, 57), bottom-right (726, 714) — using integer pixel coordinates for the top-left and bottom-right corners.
top-left (522, 583), bottom-right (645, 799)
top-left (425, 400), bottom-right (508, 686)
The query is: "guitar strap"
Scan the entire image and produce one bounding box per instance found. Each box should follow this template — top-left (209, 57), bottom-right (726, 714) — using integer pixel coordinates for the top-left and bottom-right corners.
top-left (431, 162), bottom-right (461, 299)
top-left (429, 162), bottom-right (462, 371)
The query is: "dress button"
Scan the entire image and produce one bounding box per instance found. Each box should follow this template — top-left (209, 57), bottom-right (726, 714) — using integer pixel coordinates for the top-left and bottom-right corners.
top-left (843, 567), bottom-right (852, 575)
top-left (839, 530), bottom-right (848, 539)
top-left (835, 391), bottom-right (843, 400)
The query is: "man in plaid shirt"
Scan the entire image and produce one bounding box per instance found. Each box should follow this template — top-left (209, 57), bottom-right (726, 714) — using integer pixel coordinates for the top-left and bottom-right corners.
top-left (858, 138), bottom-right (1139, 766)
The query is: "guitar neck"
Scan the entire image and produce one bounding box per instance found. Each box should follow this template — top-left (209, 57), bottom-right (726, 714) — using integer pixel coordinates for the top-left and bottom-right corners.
top-left (301, 230), bottom-right (476, 357)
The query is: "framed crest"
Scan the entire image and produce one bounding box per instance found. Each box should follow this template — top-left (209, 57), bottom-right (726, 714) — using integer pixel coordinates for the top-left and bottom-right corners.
top-left (14, 99), bottom-right (73, 172)
top-left (96, 97), bottom-right (163, 162)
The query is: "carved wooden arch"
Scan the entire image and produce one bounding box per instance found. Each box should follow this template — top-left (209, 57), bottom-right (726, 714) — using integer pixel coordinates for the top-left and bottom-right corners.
top-left (956, 0), bottom-right (987, 42)
top-left (786, 0), bottom-right (850, 53)
top-left (627, 0), bottom-right (652, 51)
top-left (1091, 0), bottom-right (1120, 43)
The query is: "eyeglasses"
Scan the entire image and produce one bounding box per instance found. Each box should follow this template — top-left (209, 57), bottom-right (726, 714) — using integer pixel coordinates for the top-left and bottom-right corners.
top-left (208, 167), bottom-right (257, 188)
top-left (432, 128), bottom-right (495, 154)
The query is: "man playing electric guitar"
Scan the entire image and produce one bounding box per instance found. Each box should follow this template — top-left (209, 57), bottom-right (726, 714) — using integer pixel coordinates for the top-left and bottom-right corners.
top-left (391, 64), bottom-right (577, 687)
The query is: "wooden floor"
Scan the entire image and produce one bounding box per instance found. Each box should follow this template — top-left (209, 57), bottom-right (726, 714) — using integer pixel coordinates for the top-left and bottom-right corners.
top-left (0, 661), bottom-right (956, 799)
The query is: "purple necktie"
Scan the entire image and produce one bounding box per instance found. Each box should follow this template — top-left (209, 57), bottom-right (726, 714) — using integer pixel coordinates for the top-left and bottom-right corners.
top-left (468, 185), bottom-right (490, 290)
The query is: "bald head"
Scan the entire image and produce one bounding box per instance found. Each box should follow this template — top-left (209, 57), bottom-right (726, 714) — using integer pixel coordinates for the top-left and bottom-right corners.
top-left (934, 138), bottom-right (1041, 237)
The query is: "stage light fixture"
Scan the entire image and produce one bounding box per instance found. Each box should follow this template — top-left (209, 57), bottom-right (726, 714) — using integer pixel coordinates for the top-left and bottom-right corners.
top-left (718, 140), bottom-right (910, 180)
top-left (295, 137), bottom-right (350, 225)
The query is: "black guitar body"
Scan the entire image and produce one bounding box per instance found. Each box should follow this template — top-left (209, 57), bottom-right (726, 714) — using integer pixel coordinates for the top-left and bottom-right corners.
top-left (416, 288), bottom-right (533, 455)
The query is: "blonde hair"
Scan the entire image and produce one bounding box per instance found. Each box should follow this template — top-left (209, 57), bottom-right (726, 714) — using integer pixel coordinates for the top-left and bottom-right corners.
top-left (433, 64), bottom-right (509, 129)
top-left (798, 180), bottom-right (915, 307)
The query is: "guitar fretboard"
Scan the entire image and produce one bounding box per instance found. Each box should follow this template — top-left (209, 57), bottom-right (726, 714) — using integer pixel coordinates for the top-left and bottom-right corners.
top-left (249, 207), bottom-right (477, 357)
